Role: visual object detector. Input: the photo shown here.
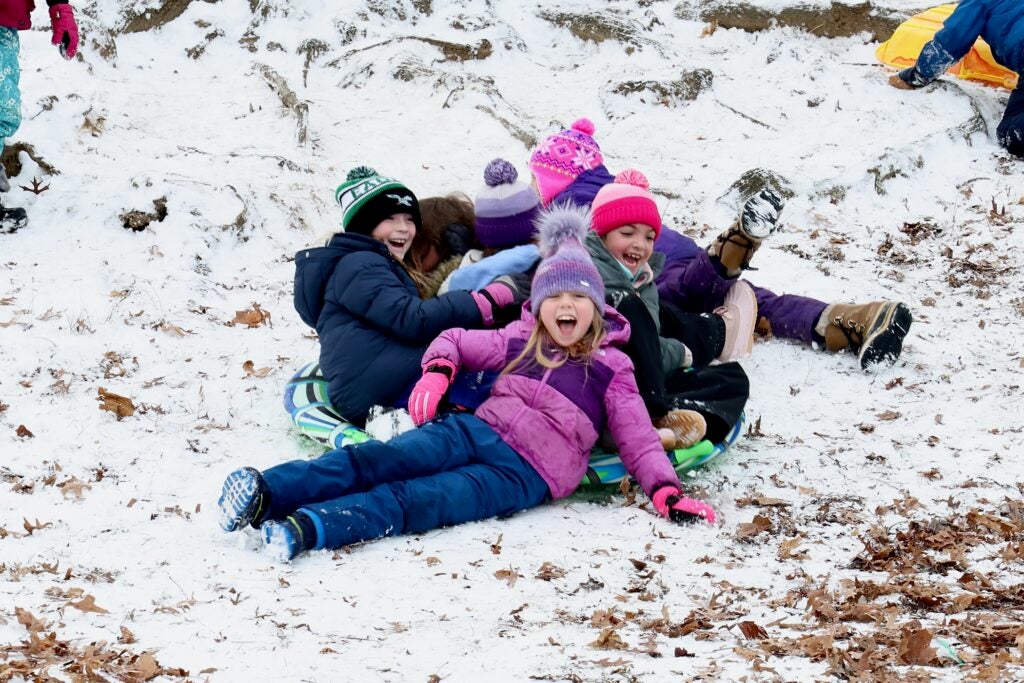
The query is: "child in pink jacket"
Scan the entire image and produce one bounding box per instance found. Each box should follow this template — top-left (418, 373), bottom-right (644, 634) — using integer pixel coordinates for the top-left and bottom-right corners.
top-left (219, 203), bottom-right (715, 561)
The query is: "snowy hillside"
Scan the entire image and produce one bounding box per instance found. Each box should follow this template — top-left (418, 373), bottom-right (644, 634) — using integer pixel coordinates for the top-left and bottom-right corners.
top-left (2, 0), bottom-right (1022, 681)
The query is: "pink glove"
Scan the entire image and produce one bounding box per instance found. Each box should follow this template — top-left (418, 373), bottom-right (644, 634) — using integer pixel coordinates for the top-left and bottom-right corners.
top-left (408, 359), bottom-right (457, 425)
top-left (49, 3), bottom-right (79, 60)
top-left (652, 486), bottom-right (716, 525)
top-left (470, 282), bottom-right (515, 326)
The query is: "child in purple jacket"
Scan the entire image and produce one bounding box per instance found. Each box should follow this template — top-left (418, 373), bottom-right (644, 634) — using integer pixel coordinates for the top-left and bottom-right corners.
top-left (219, 204), bottom-right (715, 561)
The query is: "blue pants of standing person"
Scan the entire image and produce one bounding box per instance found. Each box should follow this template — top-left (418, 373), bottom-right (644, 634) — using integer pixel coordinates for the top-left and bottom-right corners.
top-left (997, 81), bottom-right (1024, 157)
top-left (656, 243), bottom-right (828, 345)
top-left (260, 413), bottom-right (550, 551)
top-left (0, 27), bottom-right (21, 145)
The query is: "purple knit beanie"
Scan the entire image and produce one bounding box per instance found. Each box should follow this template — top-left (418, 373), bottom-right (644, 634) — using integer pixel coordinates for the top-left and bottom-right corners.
top-left (474, 159), bottom-right (541, 249)
top-left (530, 203), bottom-right (606, 316)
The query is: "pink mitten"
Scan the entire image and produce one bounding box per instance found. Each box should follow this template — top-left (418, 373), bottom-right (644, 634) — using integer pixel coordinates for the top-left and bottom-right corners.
top-left (470, 282), bottom-right (516, 326)
top-left (652, 486), bottom-right (716, 525)
top-left (408, 359), bottom-right (457, 425)
top-left (49, 4), bottom-right (79, 59)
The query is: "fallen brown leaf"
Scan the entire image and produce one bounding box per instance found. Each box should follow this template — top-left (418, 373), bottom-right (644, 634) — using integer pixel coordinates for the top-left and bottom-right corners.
top-left (242, 360), bottom-right (272, 378)
top-left (738, 620), bottom-right (768, 640)
top-left (590, 627), bottom-right (628, 650)
top-left (97, 387), bottom-right (135, 419)
top-left (898, 624), bottom-right (937, 665)
top-left (69, 594), bottom-right (109, 614)
top-left (736, 514), bottom-right (773, 539)
top-left (231, 303), bottom-right (272, 328)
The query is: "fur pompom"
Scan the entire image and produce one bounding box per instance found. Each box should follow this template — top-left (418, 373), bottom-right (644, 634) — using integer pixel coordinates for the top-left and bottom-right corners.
top-left (483, 159), bottom-right (518, 186)
top-left (347, 166), bottom-right (377, 181)
top-left (535, 203), bottom-right (592, 257)
top-left (570, 117), bottom-right (595, 136)
top-left (614, 168), bottom-right (649, 189)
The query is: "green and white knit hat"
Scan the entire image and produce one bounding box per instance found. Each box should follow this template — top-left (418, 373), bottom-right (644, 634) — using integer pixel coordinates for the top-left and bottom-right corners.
top-left (335, 166), bottom-right (421, 235)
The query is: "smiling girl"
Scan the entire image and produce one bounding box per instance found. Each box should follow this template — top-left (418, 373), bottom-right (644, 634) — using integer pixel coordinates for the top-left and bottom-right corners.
top-left (585, 170), bottom-right (750, 450)
top-left (222, 202), bottom-right (715, 561)
top-left (292, 167), bottom-right (517, 426)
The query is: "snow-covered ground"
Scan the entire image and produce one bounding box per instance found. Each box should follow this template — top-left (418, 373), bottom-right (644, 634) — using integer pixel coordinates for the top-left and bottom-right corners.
top-left (2, 1), bottom-right (1022, 680)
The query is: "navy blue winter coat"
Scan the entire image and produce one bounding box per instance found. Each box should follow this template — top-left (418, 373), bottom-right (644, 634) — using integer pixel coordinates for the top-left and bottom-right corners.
top-left (902, 0), bottom-right (1024, 85)
top-left (294, 233), bottom-right (483, 425)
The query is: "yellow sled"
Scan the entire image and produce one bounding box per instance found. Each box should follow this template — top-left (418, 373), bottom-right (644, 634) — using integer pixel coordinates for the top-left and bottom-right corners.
top-left (876, 4), bottom-right (1018, 90)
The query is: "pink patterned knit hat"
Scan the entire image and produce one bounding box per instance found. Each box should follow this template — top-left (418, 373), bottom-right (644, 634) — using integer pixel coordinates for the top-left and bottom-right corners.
top-left (528, 117), bottom-right (603, 206)
top-left (591, 169), bottom-right (662, 239)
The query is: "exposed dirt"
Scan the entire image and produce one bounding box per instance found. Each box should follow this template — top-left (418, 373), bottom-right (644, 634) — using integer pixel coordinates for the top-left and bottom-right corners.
top-left (677, 1), bottom-right (925, 42)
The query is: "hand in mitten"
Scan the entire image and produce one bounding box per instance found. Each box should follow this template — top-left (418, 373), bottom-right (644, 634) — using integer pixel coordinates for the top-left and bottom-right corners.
top-left (443, 223), bottom-right (473, 257)
top-left (740, 187), bottom-right (785, 239)
top-left (652, 486), bottom-right (716, 525)
top-left (408, 360), bottom-right (456, 425)
top-left (470, 282), bottom-right (516, 326)
top-left (49, 3), bottom-right (79, 59)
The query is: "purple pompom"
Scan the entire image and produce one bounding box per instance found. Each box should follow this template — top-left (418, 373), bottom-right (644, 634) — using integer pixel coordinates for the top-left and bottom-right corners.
top-left (483, 158), bottom-right (518, 187)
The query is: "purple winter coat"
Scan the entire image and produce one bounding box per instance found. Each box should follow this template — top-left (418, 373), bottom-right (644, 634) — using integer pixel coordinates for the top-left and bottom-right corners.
top-left (422, 306), bottom-right (681, 499)
top-left (0, 0), bottom-right (36, 30)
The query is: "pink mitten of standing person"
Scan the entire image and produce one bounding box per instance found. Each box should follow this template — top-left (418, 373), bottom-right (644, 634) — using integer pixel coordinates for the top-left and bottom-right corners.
top-left (49, 3), bottom-right (79, 60)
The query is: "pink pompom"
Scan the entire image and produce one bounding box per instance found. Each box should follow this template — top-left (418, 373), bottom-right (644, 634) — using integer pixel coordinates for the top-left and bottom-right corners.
top-left (614, 168), bottom-right (649, 189)
top-left (570, 117), bottom-right (595, 136)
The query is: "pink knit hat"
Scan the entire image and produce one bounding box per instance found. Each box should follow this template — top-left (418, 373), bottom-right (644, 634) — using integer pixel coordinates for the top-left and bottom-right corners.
top-left (528, 117), bottom-right (603, 206)
top-left (591, 169), bottom-right (661, 239)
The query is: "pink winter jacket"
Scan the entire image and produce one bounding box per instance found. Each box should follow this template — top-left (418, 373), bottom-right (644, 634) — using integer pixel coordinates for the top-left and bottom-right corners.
top-left (422, 306), bottom-right (681, 499)
top-left (0, 0), bottom-right (36, 30)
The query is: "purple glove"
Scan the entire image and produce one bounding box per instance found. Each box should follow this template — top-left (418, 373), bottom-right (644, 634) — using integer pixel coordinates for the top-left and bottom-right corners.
top-left (49, 3), bottom-right (79, 59)
top-left (470, 282), bottom-right (515, 327)
top-left (652, 486), bottom-right (716, 525)
top-left (408, 359), bottom-right (457, 425)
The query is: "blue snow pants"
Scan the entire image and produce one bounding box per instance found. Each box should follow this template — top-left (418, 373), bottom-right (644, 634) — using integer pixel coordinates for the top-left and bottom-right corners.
top-left (997, 81), bottom-right (1024, 157)
top-left (260, 413), bottom-right (550, 551)
top-left (0, 27), bottom-right (21, 145)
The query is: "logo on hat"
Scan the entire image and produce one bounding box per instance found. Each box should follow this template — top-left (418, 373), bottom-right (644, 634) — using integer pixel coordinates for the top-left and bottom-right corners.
top-left (387, 194), bottom-right (413, 206)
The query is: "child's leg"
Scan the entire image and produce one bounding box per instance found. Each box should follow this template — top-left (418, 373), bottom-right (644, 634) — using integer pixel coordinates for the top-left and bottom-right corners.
top-left (657, 249), bottom-right (734, 314)
top-left (613, 294), bottom-right (670, 418)
top-left (0, 28), bottom-right (21, 146)
top-left (664, 362), bottom-right (749, 443)
top-left (261, 414), bottom-right (485, 519)
top-left (658, 300), bottom-right (725, 368)
top-left (750, 285), bottom-right (828, 345)
top-left (295, 417), bottom-right (549, 550)
top-left (997, 82), bottom-right (1024, 157)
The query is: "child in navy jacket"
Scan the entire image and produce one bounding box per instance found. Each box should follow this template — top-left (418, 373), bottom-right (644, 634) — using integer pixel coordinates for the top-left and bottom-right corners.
top-left (293, 167), bottom-right (518, 425)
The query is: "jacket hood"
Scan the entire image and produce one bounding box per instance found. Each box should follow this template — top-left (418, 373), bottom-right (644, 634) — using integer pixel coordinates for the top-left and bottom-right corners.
top-left (518, 300), bottom-right (631, 348)
top-left (585, 231), bottom-right (665, 281)
top-left (293, 232), bottom-right (392, 328)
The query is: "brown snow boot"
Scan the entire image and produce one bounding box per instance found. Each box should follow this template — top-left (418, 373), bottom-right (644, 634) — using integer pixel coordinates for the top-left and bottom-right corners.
top-left (707, 188), bottom-right (785, 277)
top-left (653, 409), bottom-right (708, 449)
top-left (707, 219), bottom-right (761, 277)
top-left (822, 301), bottom-right (913, 369)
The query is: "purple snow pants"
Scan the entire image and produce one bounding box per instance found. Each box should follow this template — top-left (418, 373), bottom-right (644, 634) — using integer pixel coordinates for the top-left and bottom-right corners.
top-left (654, 232), bottom-right (827, 345)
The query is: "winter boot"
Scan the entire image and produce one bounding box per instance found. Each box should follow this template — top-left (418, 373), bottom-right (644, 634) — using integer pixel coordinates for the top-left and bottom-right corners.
top-left (708, 188), bottom-right (785, 276)
top-left (713, 280), bottom-right (758, 362)
top-left (654, 409), bottom-right (707, 449)
top-left (656, 427), bottom-right (678, 451)
top-left (217, 467), bottom-right (269, 531)
top-left (0, 197), bottom-right (27, 233)
top-left (821, 301), bottom-right (913, 369)
top-left (262, 513), bottom-right (317, 562)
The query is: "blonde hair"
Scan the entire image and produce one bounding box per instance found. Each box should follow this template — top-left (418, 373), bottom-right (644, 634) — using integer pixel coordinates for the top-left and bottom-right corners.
top-left (502, 308), bottom-right (606, 377)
